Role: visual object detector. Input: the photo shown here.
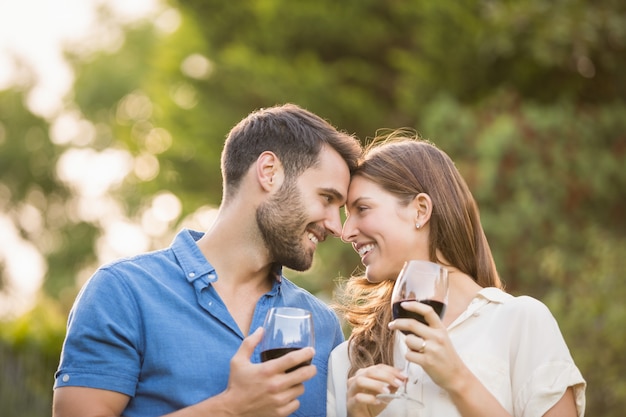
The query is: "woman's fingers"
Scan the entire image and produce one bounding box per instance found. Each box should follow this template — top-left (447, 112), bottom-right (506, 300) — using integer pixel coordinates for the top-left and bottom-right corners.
top-left (348, 364), bottom-right (406, 397)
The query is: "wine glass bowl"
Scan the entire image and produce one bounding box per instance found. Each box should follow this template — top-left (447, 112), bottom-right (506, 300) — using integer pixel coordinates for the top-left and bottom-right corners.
top-left (260, 307), bottom-right (315, 372)
top-left (391, 261), bottom-right (448, 331)
top-left (378, 260), bottom-right (449, 406)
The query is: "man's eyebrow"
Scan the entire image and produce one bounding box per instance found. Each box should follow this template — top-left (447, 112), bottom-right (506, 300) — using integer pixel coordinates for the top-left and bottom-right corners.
top-left (320, 187), bottom-right (345, 202)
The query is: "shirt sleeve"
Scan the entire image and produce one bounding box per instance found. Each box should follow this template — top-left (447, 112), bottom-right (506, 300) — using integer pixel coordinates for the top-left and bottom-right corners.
top-left (508, 296), bottom-right (586, 417)
top-left (54, 267), bottom-right (143, 396)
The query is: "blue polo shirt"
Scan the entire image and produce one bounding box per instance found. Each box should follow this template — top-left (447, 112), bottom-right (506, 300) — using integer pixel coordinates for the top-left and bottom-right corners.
top-left (54, 228), bottom-right (344, 417)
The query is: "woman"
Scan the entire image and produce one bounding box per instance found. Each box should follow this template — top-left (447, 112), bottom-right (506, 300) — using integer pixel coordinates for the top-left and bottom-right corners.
top-left (327, 132), bottom-right (586, 417)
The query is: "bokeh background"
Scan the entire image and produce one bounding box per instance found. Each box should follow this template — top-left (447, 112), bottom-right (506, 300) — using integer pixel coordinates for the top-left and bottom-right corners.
top-left (1, 0), bottom-right (625, 415)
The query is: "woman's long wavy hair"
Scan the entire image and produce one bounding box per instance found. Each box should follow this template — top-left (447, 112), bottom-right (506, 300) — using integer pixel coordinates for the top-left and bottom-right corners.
top-left (334, 130), bottom-right (502, 378)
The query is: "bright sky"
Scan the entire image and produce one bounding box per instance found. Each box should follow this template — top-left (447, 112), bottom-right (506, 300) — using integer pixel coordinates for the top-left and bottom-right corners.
top-left (0, 0), bottom-right (178, 318)
top-left (0, 0), bottom-right (164, 117)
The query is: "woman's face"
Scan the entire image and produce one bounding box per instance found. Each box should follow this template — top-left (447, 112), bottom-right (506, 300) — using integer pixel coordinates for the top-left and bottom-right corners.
top-left (342, 176), bottom-right (423, 283)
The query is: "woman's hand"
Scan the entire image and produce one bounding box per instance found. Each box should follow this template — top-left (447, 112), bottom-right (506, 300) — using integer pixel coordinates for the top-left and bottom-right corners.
top-left (388, 301), bottom-right (468, 393)
top-left (346, 364), bottom-right (406, 417)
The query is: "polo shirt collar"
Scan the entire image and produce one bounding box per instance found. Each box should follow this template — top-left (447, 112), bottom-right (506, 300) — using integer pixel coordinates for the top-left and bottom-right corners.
top-left (171, 228), bottom-right (284, 286)
top-left (171, 229), bottom-right (215, 283)
top-left (448, 287), bottom-right (510, 330)
top-left (475, 286), bottom-right (511, 303)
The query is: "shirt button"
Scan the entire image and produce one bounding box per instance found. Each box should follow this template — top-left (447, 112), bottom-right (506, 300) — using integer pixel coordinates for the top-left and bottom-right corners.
top-left (188, 272), bottom-right (196, 278)
top-left (62, 374), bottom-right (70, 382)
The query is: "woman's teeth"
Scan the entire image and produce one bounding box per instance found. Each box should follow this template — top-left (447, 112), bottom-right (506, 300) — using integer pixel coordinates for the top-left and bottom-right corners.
top-left (358, 244), bottom-right (375, 257)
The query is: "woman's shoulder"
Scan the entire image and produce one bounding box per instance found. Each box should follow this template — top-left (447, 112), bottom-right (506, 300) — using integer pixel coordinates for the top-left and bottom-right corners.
top-left (330, 339), bottom-right (350, 358)
top-left (481, 287), bottom-right (557, 323)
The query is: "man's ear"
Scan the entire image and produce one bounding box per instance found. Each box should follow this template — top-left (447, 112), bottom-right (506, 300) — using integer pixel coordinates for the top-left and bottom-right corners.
top-left (256, 151), bottom-right (284, 191)
top-left (412, 192), bottom-right (433, 228)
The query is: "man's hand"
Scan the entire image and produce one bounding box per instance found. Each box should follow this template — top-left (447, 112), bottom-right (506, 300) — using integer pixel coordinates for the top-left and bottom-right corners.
top-left (217, 327), bottom-right (317, 417)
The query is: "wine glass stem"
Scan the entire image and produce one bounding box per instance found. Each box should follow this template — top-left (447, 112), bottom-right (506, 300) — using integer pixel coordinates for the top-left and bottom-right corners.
top-left (401, 361), bottom-right (411, 395)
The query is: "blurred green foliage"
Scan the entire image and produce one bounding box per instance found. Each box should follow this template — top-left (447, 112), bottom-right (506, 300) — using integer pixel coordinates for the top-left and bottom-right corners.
top-left (1, 0), bottom-right (625, 415)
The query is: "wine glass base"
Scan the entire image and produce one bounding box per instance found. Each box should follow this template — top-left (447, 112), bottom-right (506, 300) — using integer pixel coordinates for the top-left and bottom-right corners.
top-left (376, 393), bottom-right (424, 408)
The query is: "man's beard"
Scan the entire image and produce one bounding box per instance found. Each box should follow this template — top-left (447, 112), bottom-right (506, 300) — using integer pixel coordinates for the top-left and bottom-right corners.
top-left (256, 180), bottom-right (314, 271)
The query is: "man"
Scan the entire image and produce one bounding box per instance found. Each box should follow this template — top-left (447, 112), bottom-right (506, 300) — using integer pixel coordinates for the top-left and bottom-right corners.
top-left (52, 104), bottom-right (362, 417)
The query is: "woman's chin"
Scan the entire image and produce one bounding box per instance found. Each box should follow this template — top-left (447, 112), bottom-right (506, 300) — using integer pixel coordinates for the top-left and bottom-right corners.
top-left (366, 266), bottom-right (402, 284)
top-left (364, 267), bottom-right (387, 284)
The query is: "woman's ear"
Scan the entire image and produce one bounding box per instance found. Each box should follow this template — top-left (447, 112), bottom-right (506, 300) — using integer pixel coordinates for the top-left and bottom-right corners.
top-left (256, 151), bottom-right (284, 191)
top-left (413, 193), bottom-right (433, 229)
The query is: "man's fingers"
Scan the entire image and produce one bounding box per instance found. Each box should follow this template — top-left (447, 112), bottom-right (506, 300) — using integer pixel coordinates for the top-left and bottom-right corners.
top-left (264, 347), bottom-right (316, 375)
top-left (235, 327), bottom-right (264, 361)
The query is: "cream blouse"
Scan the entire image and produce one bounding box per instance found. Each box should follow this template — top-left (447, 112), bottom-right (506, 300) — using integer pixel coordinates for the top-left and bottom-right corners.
top-left (327, 287), bottom-right (586, 417)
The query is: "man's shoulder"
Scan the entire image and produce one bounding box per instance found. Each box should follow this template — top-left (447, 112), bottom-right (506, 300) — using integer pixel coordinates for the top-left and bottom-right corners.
top-left (98, 246), bottom-right (173, 274)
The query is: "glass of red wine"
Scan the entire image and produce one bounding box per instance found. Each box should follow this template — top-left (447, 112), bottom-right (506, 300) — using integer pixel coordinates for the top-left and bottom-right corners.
top-left (377, 260), bottom-right (449, 407)
top-left (260, 307), bottom-right (315, 372)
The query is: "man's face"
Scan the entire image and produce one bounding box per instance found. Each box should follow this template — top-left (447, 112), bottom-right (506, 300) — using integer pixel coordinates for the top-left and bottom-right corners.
top-left (256, 145), bottom-right (351, 271)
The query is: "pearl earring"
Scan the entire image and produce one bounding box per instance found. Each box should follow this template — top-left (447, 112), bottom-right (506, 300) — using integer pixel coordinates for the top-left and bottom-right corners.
top-left (415, 222), bottom-right (421, 229)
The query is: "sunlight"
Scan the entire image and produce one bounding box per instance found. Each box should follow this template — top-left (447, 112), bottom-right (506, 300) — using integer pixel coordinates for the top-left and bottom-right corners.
top-left (56, 148), bottom-right (134, 197)
top-left (141, 192), bottom-right (182, 237)
top-left (96, 219), bottom-right (150, 265)
top-left (50, 109), bottom-right (96, 146)
top-left (0, 214), bottom-right (46, 318)
top-left (0, 0), bottom-right (168, 318)
top-left (0, 0), bottom-right (165, 117)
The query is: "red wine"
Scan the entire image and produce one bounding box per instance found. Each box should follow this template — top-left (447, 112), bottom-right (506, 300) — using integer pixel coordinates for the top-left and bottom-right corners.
top-left (392, 299), bottom-right (446, 334)
top-left (260, 347), bottom-right (312, 372)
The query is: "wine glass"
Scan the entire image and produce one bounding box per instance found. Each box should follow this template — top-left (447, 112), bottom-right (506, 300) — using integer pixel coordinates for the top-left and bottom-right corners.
top-left (377, 260), bottom-right (449, 407)
top-left (260, 307), bottom-right (315, 372)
